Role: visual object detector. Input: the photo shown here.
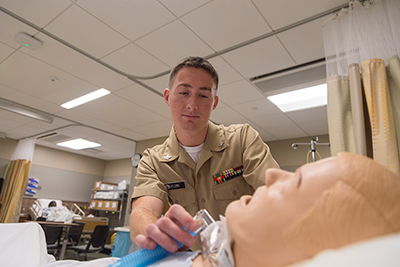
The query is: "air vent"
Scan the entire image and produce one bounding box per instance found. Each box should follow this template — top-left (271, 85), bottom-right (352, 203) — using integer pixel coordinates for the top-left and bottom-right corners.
top-left (37, 133), bottom-right (71, 143)
top-left (252, 59), bottom-right (326, 96)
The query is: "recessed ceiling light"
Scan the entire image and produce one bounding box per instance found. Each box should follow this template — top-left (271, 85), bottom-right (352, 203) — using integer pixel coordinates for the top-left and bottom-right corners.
top-left (57, 138), bottom-right (101, 150)
top-left (267, 84), bottom-right (327, 112)
top-left (61, 88), bottom-right (110, 109)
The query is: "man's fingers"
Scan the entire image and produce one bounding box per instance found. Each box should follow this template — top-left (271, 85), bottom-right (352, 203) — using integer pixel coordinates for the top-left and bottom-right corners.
top-left (146, 223), bottom-right (179, 252)
top-left (155, 216), bottom-right (195, 249)
top-left (134, 234), bottom-right (157, 250)
top-left (165, 204), bottom-right (197, 232)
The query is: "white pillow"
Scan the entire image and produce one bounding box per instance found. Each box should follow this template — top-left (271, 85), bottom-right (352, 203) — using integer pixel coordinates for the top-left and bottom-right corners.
top-left (37, 198), bottom-right (63, 208)
top-left (290, 233), bottom-right (400, 267)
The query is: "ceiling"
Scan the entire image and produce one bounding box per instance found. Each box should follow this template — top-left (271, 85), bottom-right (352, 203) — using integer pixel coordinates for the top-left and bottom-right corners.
top-left (0, 0), bottom-right (347, 161)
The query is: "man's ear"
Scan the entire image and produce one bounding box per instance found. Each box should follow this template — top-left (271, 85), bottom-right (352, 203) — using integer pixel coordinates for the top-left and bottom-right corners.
top-left (164, 88), bottom-right (170, 106)
top-left (212, 96), bottom-right (219, 110)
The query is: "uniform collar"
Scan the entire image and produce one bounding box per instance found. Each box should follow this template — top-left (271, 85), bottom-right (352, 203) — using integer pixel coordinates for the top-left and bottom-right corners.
top-left (160, 121), bottom-right (229, 163)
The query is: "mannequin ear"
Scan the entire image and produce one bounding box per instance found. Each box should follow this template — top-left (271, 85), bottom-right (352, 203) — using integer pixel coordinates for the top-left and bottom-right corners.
top-left (164, 88), bottom-right (170, 106)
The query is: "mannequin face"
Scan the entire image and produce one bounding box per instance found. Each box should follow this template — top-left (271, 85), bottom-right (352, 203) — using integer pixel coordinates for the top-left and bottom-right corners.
top-left (226, 157), bottom-right (342, 266)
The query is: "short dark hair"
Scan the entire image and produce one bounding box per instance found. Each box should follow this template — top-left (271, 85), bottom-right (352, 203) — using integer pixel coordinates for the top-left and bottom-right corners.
top-left (169, 56), bottom-right (219, 93)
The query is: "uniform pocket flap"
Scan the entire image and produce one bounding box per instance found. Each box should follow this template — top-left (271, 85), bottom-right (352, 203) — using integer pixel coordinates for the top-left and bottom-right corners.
top-left (213, 178), bottom-right (253, 201)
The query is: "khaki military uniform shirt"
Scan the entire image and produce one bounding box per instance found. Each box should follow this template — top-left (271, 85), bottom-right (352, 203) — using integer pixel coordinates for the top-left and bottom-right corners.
top-left (131, 121), bottom-right (279, 222)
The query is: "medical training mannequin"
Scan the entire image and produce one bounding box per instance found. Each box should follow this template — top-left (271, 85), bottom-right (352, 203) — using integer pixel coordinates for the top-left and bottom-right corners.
top-left (211, 152), bottom-right (400, 267)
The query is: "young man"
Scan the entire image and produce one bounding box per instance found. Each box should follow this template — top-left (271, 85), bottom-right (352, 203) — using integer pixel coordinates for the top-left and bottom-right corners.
top-left (130, 56), bottom-right (279, 252)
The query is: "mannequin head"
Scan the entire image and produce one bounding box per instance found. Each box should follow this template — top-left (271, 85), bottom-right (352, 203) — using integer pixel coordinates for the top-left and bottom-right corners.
top-left (225, 152), bottom-right (400, 267)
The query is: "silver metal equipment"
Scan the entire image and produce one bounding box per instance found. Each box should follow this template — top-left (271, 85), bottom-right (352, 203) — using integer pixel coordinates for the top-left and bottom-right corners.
top-left (292, 137), bottom-right (330, 162)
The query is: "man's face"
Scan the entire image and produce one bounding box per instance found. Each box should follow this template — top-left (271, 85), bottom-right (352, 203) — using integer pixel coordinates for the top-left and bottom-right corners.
top-left (164, 67), bottom-right (219, 137)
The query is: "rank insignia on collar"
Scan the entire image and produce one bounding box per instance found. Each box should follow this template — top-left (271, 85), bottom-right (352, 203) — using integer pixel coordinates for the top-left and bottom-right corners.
top-left (164, 154), bottom-right (172, 160)
top-left (213, 165), bottom-right (243, 185)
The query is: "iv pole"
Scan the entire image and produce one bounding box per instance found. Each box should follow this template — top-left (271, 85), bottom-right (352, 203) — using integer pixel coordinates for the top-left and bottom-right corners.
top-left (292, 137), bottom-right (330, 162)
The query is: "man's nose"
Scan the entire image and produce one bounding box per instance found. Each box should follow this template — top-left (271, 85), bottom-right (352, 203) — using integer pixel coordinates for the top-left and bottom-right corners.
top-left (186, 95), bottom-right (198, 110)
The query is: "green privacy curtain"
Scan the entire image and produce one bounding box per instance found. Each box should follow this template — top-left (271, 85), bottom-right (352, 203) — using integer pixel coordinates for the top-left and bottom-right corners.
top-left (323, 0), bottom-right (400, 176)
top-left (0, 138), bottom-right (36, 223)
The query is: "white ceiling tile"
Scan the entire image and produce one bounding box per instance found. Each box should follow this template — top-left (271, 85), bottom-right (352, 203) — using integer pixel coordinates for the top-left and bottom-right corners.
top-left (71, 94), bottom-right (167, 128)
top-left (252, 0), bottom-right (349, 30)
top-left (132, 120), bottom-right (173, 139)
top-left (159, 0), bottom-right (211, 17)
top-left (0, 51), bottom-right (98, 105)
top-left (265, 125), bottom-right (308, 140)
top-left (278, 16), bottom-right (327, 64)
top-left (0, 42), bottom-right (14, 62)
top-left (298, 120), bottom-right (329, 137)
top-left (102, 43), bottom-right (169, 77)
top-left (0, 0), bottom-right (72, 28)
top-left (55, 109), bottom-right (122, 133)
top-left (285, 106), bottom-right (327, 123)
top-left (5, 123), bottom-right (48, 140)
top-left (136, 20), bottom-right (214, 66)
top-left (218, 80), bottom-right (264, 106)
top-left (142, 74), bottom-right (170, 94)
top-left (246, 122), bottom-right (278, 142)
top-left (208, 57), bottom-right (243, 87)
top-left (76, 0), bottom-right (176, 41)
top-left (113, 128), bottom-right (150, 141)
top-left (181, 0), bottom-right (272, 51)
top-left (22, 33), bottom-right (132, 91)
top-left (222, 36), bottom-right (295, 78)
top-left (114, 84), bottom-right (171, 119)
top-left (250, 113), bottom-right (294, 129)
top-left (0, 83), bottom-right (62, 114)
top-left (232, 98), bottom-right (282, 119)
top-left (45, 4), bottom-right (130, 58)
top-left (210, 106), bottom-right (246, 125)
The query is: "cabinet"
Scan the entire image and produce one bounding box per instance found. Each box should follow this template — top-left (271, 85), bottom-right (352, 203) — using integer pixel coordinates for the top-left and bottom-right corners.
top-left (89, 189), bottom-right (127, 221)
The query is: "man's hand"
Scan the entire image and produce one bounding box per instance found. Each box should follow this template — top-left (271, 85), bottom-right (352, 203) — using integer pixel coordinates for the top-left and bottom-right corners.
top-left (134, 204), bottom-right (198, 252)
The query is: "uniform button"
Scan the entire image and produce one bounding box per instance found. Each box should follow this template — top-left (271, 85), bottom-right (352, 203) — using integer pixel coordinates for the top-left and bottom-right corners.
top-left (232, 190), bottom-right (237, 195)
top-left (175, 200), bottom-right (179, 204)
top-left (201, 198), bottom-right (206, 203)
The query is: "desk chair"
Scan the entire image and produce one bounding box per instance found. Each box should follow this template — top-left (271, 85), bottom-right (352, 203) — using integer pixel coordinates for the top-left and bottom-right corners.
top-left (69, 225), bottom-right (109, 260)
top-left (40, 225), bottom-right (63, 257)
top-left (67, 221), bottom-right (86, 246)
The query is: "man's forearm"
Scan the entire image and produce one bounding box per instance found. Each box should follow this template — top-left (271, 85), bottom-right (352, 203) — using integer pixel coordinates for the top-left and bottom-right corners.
top-left (129, 196), bottom-right (164, 243)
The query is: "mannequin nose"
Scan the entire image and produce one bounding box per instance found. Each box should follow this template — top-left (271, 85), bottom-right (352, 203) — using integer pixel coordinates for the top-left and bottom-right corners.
top-left (265, 168), bottom-right (291, 187)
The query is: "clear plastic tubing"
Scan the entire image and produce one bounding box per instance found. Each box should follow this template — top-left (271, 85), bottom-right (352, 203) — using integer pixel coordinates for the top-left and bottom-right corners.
top-left (108, 209), bottom-right (214, 267)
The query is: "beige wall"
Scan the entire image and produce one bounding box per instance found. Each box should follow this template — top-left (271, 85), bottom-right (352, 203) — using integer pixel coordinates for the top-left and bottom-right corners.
top-left (135, 136), bottom-right (167, 155)
top-left (268, 134), bottom-right (331, 169)
top-left (104, 158), bottom-right (132, 177)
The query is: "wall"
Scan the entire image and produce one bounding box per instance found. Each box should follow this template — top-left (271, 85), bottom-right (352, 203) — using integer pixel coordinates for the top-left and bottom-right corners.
top-left (268, 134), bottom-right (331, 171)
top-left (0, 138), bottom-right (105, 202)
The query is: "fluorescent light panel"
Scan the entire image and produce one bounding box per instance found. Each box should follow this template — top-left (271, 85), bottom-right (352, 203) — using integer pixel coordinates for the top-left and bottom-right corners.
top-left (61, 88), bottom-right (110, 109)
top-left (268, 84), bottom-right (327, 112)
top-left (57, 138), bottom-right (101, 150)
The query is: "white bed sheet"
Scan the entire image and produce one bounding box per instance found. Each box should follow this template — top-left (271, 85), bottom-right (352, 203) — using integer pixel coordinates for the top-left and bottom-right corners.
top-left (0, 222), bottom-right (55, 267)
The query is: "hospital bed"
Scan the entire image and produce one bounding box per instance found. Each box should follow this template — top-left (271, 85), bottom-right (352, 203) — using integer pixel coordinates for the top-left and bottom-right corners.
top-left (29, 198), bottom-right (85, 222)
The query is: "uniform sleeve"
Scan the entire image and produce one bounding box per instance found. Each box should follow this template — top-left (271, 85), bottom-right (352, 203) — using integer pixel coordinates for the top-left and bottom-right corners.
top-left (131, 148), bottom-right (168, 203)
top-left (241, 124), bottom-right (280, 189)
